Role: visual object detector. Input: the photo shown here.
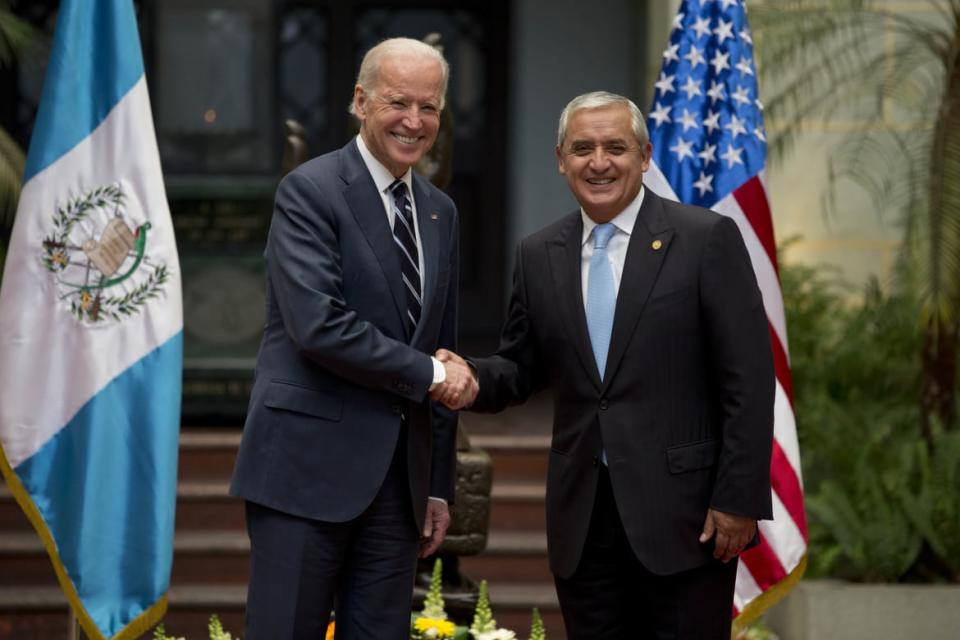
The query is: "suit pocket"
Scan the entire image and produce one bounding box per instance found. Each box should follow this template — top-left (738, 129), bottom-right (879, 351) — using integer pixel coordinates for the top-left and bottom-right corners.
top-left (264, 380), bottom-right (343, 421)
top-left (647, 285), bottom-right (691, 308)
top-left (666, 439), bottom-right (719, 474)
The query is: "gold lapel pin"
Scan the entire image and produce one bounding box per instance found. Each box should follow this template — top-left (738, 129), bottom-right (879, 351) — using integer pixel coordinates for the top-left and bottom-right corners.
top-left (431, 213), bottom-right (439, 220)
top-left (652, 239), bottom-right (663, 250)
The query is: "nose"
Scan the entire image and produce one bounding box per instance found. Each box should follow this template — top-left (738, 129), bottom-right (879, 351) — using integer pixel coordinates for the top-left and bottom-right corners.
top-left (402, 107), bottom-right (425, 131)
top-left (587, 147), bottom-right (612, 169)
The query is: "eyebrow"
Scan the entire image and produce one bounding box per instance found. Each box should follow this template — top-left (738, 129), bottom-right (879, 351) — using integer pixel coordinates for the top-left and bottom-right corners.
top-left (570, 138), bottom-right (630, 145)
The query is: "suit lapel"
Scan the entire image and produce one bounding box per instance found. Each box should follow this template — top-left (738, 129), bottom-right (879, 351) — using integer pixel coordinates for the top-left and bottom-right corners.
top-left (411, 175), bottom-right (438, 346)
top-left (547, 213), bottom-right (603, 390)
top-left (340, 141), bottom-right (407, 332)
top-left (602, 190), bottom-right (674, 393)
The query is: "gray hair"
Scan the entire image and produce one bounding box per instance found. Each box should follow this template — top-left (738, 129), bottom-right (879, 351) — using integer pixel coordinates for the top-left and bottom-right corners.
top-left (556, 91), bottom-right (648, 148)
top-left (348, 37), bottom-right (450, 116)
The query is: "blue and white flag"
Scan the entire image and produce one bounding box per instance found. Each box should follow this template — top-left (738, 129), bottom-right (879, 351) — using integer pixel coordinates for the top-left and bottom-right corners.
top-left (0, 1), bottom-right (182, 638)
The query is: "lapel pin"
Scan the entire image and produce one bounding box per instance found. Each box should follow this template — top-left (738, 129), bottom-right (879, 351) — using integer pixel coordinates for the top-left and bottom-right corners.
top-left (652, 239), bottom-right (663, 250)
top-left (430, 213), bottom-right (439, 220)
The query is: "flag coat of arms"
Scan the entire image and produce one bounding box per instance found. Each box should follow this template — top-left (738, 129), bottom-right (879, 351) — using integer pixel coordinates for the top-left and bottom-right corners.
top-left (644, 0), bottom-right (808, 623)
top-left (0, 0), bottom-right (182, 638)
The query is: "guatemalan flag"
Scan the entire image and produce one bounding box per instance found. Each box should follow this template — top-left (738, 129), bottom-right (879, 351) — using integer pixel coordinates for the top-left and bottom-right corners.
top-left (644, 0), bottom-right (808, 628)
top-left (0, 0), bottom-right (182, 638)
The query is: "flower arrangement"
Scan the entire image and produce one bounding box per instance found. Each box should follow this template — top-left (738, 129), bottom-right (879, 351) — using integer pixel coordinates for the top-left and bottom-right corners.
top-left (149, 566), bottom-right (547, 640)
top-left (412, 558), bottom-right (459, 639)
top-left (153, 615), bottom-right (233, 640)
top-left (468, 580), bottom-right (516, 640)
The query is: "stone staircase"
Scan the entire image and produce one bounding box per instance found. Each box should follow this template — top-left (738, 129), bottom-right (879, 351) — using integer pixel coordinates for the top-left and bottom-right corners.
top-left (0, 399), bottom-right (561, 639)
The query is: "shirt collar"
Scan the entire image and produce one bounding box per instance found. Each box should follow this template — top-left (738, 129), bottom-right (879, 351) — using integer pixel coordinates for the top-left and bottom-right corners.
top-left (581, 185), bottom-right (645, 247)
top-left (356, 134), bottom-right (414, 196)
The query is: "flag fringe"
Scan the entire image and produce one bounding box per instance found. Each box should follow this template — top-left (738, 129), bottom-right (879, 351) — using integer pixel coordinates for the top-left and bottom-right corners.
top-left (732, 554), bottom-right (807, 634)
top-left (0, 444), bottom-right (168, 640)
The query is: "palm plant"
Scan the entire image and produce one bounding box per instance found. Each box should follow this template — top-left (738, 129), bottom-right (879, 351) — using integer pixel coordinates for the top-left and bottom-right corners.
top-left (752, 0), bottom-right (960, 441)
top-left (0, 2), bottom-right (36, 264)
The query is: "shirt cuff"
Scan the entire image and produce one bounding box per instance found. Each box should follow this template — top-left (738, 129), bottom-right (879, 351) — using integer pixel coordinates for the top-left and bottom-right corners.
top-left (428, 356), bottom-right (446, 391)
top-left (428, 496), bottom-right (448, 506)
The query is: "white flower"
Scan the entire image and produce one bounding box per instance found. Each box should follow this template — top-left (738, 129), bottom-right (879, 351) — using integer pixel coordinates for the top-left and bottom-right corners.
top-left (473, 630), bottom-right (517, 640)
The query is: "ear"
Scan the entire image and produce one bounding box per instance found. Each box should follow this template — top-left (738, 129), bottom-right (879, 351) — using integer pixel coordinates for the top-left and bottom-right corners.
top-left (556, 145), bottom-right (566, 175)
top-left (353, 85), bottom-right (367, 120)
top-left (640, 142), bottom-right (652, 172)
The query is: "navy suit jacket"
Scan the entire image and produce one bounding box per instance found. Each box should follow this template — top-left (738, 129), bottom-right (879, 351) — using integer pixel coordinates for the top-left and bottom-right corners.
top-left (471, 189), bottom-right (774, 578)
top-left (231, 139), bottom-right (459, 530)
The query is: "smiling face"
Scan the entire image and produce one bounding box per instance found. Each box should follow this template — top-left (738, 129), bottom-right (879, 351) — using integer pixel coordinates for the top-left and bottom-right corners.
top-left (353, 52), bottom-right (444, 178)
top-left (556, 104), bottom-right (652, 223)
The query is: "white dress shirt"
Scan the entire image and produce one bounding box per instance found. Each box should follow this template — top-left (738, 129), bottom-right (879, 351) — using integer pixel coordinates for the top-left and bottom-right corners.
top-left (356, 135), bottom-right (448, 506)
top-left (580, 186), bottom-right (646, 306)
top-left (355, 136), bottom-right (447, 386)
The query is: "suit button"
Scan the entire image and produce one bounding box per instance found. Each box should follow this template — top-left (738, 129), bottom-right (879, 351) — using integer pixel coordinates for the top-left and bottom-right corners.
top-left (392, 404), bottom-right (403, 415)
top-left (599, 398), bottom-right (609, 410)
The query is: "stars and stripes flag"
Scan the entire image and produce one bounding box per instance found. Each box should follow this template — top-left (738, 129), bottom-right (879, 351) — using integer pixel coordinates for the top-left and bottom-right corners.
top-left (644, 0), bottom-right (808, 624)
top-left (0, 0), bottom-right (182, 637)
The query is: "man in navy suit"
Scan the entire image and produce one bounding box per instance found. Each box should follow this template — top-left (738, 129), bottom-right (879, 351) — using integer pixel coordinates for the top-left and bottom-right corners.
top-left (440, 92), bottom-right (774, 639)
top-left (231, 38), bottom-right (474, 639)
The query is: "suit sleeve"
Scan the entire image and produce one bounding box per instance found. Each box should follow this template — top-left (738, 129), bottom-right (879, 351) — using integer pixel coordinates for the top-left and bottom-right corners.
top-left (701, 216), bottom-right (775, 520)
top-left (470, 244), bottom-right (549, 413)
top-left (429, 206), bottom-right (460, 503)
top-left (267, 170), bottom-right (434, 401)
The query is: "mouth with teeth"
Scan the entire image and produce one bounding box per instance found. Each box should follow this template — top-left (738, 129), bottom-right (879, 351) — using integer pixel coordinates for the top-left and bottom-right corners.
top-left (587, 177), bottom-right (615, 185)
top-left (392, 133), bottom-right (420, 145)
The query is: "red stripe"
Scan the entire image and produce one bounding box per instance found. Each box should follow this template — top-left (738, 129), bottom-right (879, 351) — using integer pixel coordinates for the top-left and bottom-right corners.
top-left (771, 441), bottom-right (808, 539)
top-left (733, 176), bottom-right (779, 277)
top-left (769, 321), bottom-right (795, 406)
top-left (740, 538), bottom-right (788, 591)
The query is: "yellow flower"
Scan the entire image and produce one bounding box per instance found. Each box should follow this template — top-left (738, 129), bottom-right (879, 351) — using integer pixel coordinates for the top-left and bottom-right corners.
top-left (414, 616), bottom-right (456, 638)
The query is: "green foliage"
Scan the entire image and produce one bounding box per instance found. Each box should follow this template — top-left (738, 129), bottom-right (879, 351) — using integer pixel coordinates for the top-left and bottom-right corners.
top-left (207, 614), bottom-right (234, 640)
top-left (736, 618), bottom-right (781, 640)
top-left (896, 429), bottom-right (960, 580)
top-left (781, 255), bottom-right (960, 581)
top-left (752, 1), bottom-right (960, 431)
top-left (470, 580), bottom-right (496, 633)
top-left (422, 558), bottom-right (447, 620)
top-left (0, 3), bottom-right (37, 246)
top-left (527, 608), bottom-right (545, 640)
top-left (152, 615), bottom-right (236, 640)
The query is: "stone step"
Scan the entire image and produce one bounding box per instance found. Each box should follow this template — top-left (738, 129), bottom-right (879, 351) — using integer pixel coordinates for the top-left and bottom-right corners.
top-left (1, 481), bottom-right (545, 537)
top-left (471, 433), bottom-right (550, 484)
top-left (0, 528), bottom-right (551, 586)
top-left (0, 582), bottom-right (565, 639)
top-left (174, 429), bottom-right (551, 484)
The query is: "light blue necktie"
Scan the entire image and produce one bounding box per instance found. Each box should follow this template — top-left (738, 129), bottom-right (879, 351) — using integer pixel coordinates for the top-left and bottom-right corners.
top-left (586, 223), bottom-right (617, 380)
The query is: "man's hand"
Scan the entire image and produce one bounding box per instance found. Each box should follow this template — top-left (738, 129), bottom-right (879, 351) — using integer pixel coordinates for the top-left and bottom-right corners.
top-left (699, 508), bottom-right (756, 563)
top-left (419, 499), bottom-right (451, 558)
top-left (429, 349), bottom-right (478, 410)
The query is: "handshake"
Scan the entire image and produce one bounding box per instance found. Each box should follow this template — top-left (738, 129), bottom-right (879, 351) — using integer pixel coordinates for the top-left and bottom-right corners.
top-left (429, 349), bottom-right (479, 410)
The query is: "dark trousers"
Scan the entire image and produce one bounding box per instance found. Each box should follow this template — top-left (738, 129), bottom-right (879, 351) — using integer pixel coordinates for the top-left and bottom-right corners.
top-left (244, 439), bottom-right (419, 640)
top-left (554, 468), bottom-right (738, 640)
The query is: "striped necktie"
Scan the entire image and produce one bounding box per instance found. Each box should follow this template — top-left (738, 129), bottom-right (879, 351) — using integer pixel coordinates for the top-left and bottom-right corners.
top-left (390, 179), bottom-right (422, 335)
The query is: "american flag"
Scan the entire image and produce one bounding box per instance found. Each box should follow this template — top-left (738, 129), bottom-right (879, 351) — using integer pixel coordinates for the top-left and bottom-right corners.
top-left (644, 0), bottom-right (808, 624)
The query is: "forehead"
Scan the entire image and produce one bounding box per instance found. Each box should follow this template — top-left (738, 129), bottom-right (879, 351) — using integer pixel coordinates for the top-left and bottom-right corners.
top-left (375, 53), bottom-right (443, 98)
top-left (565, 105), bottom-right (633, 142)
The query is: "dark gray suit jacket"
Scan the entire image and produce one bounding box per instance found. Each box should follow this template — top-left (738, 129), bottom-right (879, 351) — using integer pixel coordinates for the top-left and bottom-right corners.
top-left (471, 188), bottom-right (774, 578)
top-left (231, 139), bottom-right (459, 530)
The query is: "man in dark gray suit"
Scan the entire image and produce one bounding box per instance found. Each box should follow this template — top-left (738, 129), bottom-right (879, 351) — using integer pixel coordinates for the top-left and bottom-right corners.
top-left (231, 38), bottom-right (474, 639)
top-left (440, 92), bottom-right (774, 639)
